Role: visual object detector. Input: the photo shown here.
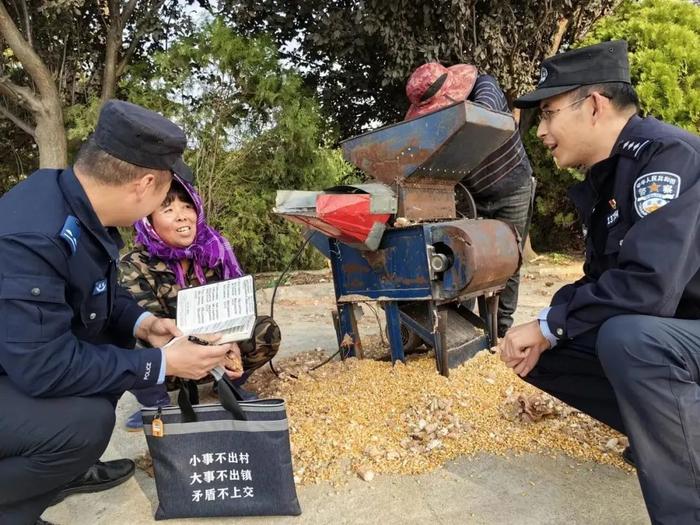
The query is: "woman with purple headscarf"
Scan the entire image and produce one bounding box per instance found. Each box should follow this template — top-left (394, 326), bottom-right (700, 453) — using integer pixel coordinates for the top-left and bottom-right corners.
top-left (119, 175), bottom-right (280, 430)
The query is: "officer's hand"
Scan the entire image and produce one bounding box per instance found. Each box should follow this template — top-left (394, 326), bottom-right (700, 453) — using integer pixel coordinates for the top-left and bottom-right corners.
top-left (510, 345), bottom-right (547, 378)
top-left (164, 335), bottom-right (232, 380)
top-left (137, 315), bottom-right (182, 348)
top-left (498, 320), bottom-right (550, 376)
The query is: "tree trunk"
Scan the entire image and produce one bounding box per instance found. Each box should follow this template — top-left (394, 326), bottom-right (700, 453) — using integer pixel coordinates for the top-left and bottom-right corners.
top-left (35, 100), bottom-right (68, 168)
top-left (550, 17), bottom-right (570, 56)
top-left (517, 17), bottom-right (570, 140)
top-left (101, 16), bottom-right (121, 103)
top-left (102, 0), bottom-right (144, 104)
top-left (0, 1), bottom-right (67, 168)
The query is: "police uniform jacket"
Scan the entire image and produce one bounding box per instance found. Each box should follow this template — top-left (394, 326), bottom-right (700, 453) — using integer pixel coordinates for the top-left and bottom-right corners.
top-left (0, 168), bottom-right (162, 397)
top-left (546, 115), bottom-right (700, 341)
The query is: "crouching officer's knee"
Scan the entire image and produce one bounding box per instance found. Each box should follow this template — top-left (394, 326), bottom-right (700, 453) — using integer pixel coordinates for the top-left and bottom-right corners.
top-left (597, 315), bottom-right (672, 387)
top-left (63, 396), bottom-right (116, 462)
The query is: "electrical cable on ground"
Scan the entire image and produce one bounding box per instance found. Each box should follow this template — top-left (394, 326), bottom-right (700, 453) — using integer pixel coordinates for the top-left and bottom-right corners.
top-left (265, 237), bottom-right (391, 375)
top-left (267, 236), bottom-right (312, 379)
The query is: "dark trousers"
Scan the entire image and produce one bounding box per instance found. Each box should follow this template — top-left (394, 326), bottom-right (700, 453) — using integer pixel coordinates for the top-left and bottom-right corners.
top-left (475, 176), bottom-right (535, 336)
top-left (524, 315), bottom-right (700, 524)
top-left (0, 377), bottom-right (115, 525)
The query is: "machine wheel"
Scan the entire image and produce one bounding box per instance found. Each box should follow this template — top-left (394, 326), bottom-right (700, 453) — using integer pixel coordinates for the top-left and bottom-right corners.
top-left (386, 323), bottom-right (422, 352)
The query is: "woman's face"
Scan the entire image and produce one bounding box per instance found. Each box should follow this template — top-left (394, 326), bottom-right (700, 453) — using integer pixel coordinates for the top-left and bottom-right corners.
top-left (151, 195), bottom-right (198, 248)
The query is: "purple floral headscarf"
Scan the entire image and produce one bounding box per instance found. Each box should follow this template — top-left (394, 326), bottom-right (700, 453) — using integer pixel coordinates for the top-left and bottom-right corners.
top-left (134, 174), bottom-right (244, 287)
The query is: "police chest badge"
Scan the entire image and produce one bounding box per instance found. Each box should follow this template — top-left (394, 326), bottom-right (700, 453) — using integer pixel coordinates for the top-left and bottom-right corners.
top-left (633, 172), bottom-right (681, 217)
top-left (92, 279), bottom-right (108, 295)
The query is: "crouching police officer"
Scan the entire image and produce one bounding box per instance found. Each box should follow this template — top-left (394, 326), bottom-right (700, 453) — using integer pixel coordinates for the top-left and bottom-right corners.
top-left (0, 101), bottom-right (239, 525)
top-left (499, 41), bottom-right (700, 523)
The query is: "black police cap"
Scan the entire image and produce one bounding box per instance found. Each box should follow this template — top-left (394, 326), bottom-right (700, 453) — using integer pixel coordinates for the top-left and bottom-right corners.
top-left (514, 40), bottom-right (631, 109)
top-left (93, 100), bottom-right (193, 182)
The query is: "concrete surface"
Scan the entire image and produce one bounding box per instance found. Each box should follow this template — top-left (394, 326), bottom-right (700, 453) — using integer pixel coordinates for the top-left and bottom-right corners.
top-left (45, 451), bottom-right (648, 525)
top-left (44, 263), bottom-right (651, 524)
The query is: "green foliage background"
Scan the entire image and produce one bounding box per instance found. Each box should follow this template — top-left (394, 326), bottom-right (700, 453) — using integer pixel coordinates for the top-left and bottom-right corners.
top-left (3, 0), bottom-right (697, 261)
top-left (67, 21), bottom-right (352, 272)
top-left (227, 0), bottom-right (620, 138)
top-left (583, 0), bottom-right (700, 131)
top-left (527, 0), bottom-right (700, 251)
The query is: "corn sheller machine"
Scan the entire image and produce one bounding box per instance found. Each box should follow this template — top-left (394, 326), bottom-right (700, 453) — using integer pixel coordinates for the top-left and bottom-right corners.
top-left (275, 101), bottom-right (521, 377)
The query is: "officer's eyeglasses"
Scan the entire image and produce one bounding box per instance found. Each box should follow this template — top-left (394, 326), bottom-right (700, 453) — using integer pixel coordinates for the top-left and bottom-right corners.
top-left (538, 94), bottom-right (592, 123)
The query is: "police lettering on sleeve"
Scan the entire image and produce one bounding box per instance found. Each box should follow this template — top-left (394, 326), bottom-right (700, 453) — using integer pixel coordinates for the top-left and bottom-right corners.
top-left (545, 120), bottom-right (700, 340)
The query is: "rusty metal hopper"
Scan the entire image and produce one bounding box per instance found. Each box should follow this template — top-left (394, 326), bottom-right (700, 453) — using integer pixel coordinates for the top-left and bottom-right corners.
top-left (341, 101), bottom-right (516, 220)
top-left (341, 100), bottom-right (516, 182)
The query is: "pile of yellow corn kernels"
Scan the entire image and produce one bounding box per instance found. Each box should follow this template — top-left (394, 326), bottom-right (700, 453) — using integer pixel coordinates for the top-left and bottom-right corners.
top-left (246, 340), bottom-right (630, 486)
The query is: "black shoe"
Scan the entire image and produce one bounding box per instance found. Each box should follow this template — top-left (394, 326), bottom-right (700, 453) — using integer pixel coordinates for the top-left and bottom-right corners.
top-left (622, 446), bottom-right (636, 468)
top-left (234, 385), bottom-right (259, 401)
top-left (52, 459), bottom-right (135, 504)
top-left (231, 372), bottom-right (258, 401)
top-left (36, 519), bottom-right (56, 525)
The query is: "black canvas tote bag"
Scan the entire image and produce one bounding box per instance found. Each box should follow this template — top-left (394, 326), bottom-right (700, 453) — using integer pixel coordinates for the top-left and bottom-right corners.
top-left (141, 375), bottom-right (301, 520)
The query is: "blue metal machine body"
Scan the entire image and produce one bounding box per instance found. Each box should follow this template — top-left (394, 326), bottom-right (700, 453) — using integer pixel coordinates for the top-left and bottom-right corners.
top-left (295, 101), bottom-right (520, 376)
top-left (322, 218), bottom-right (518, 375)
top-left (326, 225), bottom-right (457, 369)
top-left (329, 225), bottom-right (432, 302)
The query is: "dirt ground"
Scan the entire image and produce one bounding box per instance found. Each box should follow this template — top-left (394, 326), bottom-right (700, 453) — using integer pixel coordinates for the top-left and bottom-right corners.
top-left (508, 253), bottom-right (584, 323)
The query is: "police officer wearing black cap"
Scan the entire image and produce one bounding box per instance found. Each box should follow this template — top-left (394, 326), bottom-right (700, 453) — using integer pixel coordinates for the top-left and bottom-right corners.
top-left (498, 41), bottom-right (700, 523)
top-left (0, 100), bottom-right (235, 525)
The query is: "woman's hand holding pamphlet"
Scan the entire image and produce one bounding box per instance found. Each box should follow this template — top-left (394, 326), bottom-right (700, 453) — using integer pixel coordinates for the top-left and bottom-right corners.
top-left (176, 274), bottom-right (257, 343)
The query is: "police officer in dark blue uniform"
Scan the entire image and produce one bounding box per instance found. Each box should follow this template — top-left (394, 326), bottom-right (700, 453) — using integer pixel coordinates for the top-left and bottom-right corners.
top-left (0, 100), bottom-right (236, 525)
top-left (499, 41), bottom-right (700, 523)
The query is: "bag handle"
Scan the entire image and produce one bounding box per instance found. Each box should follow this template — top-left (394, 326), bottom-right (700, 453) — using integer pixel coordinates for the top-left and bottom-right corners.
top-left (174, 379), bottom-right (200, 422)
top-left (216, 375), bottom-right (248, 421)
top-left (177, 372), bottom-right (248, 423)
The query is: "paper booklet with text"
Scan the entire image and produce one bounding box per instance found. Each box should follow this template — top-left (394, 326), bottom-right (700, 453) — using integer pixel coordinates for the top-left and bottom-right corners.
top-left (176, 274), bottom-right (256, 343)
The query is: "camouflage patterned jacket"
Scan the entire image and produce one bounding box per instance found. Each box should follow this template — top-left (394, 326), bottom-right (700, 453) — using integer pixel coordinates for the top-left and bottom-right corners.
top-left (119, 245), bottom-right (280, 374)
top-left (120, 245), bottom-right (219, 319)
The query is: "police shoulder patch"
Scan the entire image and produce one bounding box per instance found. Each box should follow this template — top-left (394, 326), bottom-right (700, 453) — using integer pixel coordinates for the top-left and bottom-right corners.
top-left (59, 215), bottom-right (81, 255)
top-left (616, 138), bottom-right (653, 159)
top-left (633, 172), bottom-right (681, 218)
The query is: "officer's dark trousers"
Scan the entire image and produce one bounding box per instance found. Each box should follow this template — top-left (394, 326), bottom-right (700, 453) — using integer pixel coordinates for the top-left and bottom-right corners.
top-left (0, 377), bottom-right (115, 525)
top-left (475, 176), bottom-right (535, 337)
top-left (524, 315), bottom-right (700, 524)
